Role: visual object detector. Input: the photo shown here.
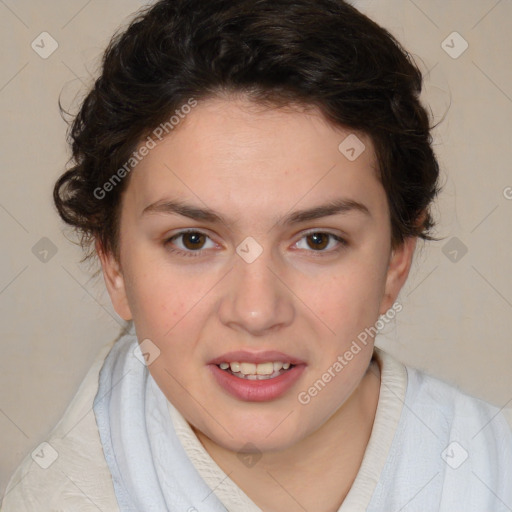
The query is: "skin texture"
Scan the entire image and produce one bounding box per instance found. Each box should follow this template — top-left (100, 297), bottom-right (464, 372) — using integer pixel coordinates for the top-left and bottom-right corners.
top-left (98, 95), bottom-right (417, 511)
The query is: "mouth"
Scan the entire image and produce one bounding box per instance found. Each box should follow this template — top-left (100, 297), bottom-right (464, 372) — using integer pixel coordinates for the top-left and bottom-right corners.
top-left (207, 350), bottom-right (306, 401)
top-left (208, 353), bottom-right (306, 401)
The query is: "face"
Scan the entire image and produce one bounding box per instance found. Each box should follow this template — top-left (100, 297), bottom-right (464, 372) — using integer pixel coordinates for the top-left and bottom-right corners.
top-left (99, 95), bottom-right (416, 454)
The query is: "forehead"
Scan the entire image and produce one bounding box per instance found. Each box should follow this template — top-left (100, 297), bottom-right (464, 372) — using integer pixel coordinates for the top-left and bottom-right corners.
top-left (124, 96), bottom-right (386, 223)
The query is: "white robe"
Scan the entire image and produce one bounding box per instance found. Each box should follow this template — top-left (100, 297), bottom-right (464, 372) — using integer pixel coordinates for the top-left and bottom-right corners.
top-left (3, 337), bottom-right (512, 511)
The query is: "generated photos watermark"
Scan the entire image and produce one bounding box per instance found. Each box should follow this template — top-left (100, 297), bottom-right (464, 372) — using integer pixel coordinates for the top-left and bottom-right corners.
top-left (297, 301), bottom-right (402, 405)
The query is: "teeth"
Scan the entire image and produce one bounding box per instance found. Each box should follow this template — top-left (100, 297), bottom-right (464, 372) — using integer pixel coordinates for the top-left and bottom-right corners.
top-left (240, 362), bottom-right (257, 375)
top-left (254, 362), bottom-right (274, 375)
top-left (246, 372), bottom-right (280, 380)
top-left (239, 361), bottom-right (287, 375)
top-left (235, 370), bottom-right (283, 380)
top-left (218, 361), bottom-right (294, 376)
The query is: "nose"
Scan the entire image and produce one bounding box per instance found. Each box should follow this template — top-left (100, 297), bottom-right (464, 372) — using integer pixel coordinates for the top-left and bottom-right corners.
top-left (217, 248), bottom-right (295, 336)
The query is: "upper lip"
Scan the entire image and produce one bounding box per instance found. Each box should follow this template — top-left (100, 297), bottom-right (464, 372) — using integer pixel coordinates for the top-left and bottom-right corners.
top-left (208, 350), bottom-right (306, 365)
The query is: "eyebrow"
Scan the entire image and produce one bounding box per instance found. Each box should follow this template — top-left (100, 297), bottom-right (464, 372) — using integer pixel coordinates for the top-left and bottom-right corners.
top-left (141, 197), bottom-right (371, 225)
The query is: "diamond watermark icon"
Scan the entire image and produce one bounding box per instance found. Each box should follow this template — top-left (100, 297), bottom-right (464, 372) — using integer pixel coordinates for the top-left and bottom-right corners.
top-left (31, 442), bottom-right (59, 469)
top-left (441, 441), bottom-right (468, 469)
top-left (133, 338), bottom-right (161, 366)
top-left (237, 442), bottom-right (262, 468)
top-left (32, 237), bottom-right (58, 263)
top-left (338, 134), bottom-right (366, 161)
top-left (236, 236), bottom-right (263, 264)
top-left (442, 236), bottom-right (468, 263)
top-left (31, 32), bottom-right (59, 59)
top-left (441, 32), bottom-right (468, 59)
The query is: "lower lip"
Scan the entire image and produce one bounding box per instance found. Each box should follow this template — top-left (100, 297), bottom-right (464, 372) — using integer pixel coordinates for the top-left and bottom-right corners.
top-left (208, 364), bottom-right (306, 402)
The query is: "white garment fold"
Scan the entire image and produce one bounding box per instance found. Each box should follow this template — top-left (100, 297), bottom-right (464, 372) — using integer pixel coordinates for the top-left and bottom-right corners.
top-left (93, 332), bottom-right (228, 512)
top-left (366, 366), bottom-right (512, 511)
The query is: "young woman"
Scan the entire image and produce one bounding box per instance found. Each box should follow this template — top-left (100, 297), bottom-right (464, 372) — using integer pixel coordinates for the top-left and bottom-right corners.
top-left (3, 0), bottom-right (512, 510)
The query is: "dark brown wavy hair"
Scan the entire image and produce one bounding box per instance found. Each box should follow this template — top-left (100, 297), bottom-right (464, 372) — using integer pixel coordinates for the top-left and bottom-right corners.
top-left (54, 0), bottom-right (442, 262)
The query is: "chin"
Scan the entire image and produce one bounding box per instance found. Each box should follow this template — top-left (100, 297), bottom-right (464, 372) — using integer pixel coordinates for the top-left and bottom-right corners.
top-left (208, 417), bottom-right (308, 454)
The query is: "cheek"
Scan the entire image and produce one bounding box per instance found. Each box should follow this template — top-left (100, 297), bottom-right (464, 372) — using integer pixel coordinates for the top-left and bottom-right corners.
top-left (307, 258), bottom-right (387, 332)
top-left (124, 261), bottom-right (214, 341)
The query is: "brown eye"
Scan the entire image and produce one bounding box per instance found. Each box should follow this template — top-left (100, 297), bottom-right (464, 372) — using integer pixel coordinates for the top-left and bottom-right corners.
top-left (165, 230), bottom-right (216, 257)
top-left (295, 231), bottom-right (347, 254)
top-left (306, 233), bottom-right (329, 250)
top-left (181, 232), bottom-right (206, 250)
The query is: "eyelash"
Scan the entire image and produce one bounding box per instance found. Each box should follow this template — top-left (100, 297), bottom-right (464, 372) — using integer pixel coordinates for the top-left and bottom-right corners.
top-left (163, 229), bottom-right (348, 258)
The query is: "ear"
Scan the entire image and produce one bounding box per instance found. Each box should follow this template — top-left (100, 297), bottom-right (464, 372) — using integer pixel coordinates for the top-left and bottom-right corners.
top-left (96, 240), bottom-right (133, 321)
top-left (379, 235), bottom-right (417, 315)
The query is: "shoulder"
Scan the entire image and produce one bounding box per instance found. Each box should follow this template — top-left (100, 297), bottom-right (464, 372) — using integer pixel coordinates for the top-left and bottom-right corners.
top-left (404, 367), bottom-right (512, 476)
top-left (405, 364), bottom-right (512, 435)
top-left (1, 339), bottom-right (120, 512)
top-left (368, 353), bottom-right (512, 509)
top-left (375, 348), bottom-right (512, 456)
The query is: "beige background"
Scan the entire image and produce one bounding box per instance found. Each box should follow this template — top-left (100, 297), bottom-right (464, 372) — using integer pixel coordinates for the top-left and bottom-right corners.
top-left (1, 0), bottom-right (511, 499)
